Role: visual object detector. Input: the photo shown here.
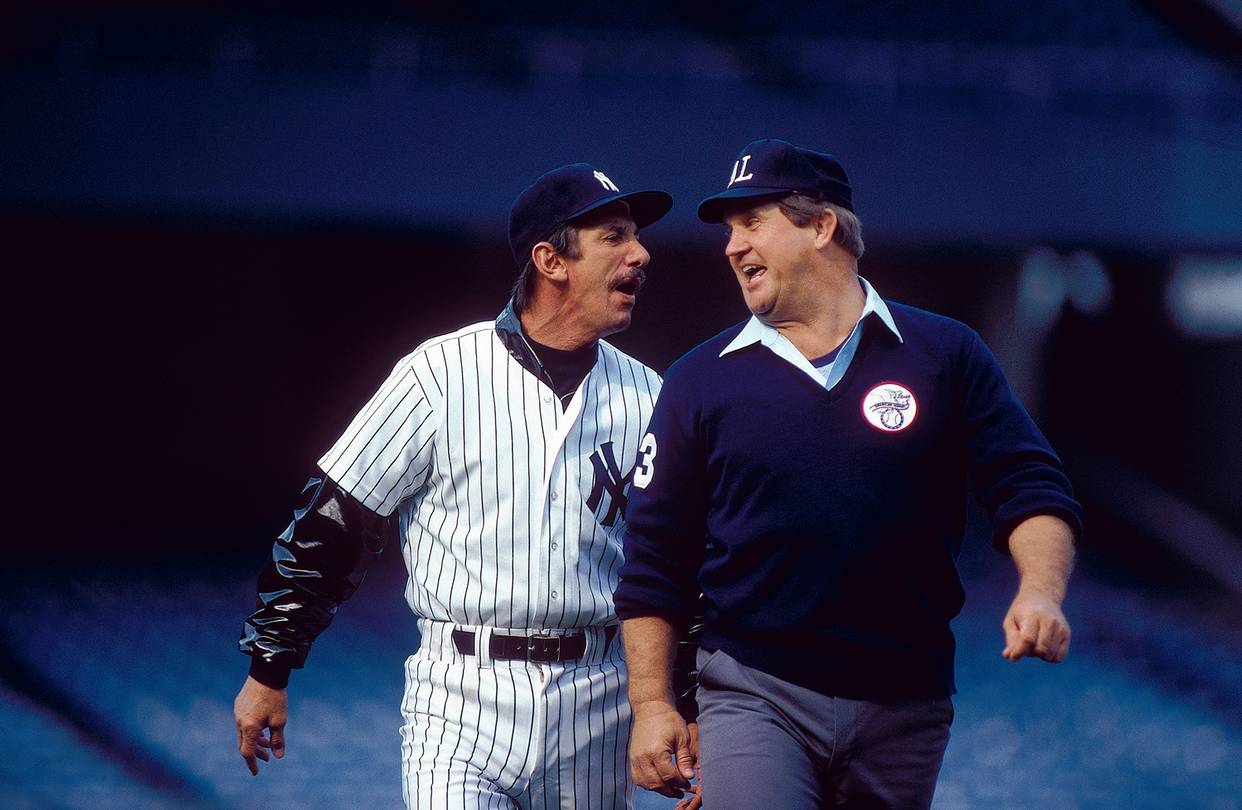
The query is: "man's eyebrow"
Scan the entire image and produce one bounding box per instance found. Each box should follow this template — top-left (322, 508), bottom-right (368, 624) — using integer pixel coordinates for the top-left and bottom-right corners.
top-left (598, 219), bottom-right (637, 234)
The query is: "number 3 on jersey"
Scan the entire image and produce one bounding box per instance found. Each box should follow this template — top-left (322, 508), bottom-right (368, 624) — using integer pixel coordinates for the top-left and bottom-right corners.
top-left (632, 433), bottom-right (657, 489)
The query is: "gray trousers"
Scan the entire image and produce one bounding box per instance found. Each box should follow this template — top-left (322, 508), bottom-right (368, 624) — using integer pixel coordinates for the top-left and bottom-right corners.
top-left (696, 648), bottom-right (952, 809)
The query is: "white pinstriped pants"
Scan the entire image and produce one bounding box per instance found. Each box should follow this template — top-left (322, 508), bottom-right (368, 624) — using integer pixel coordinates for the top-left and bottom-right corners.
top-left (400, 620), bottom-right (633, 809)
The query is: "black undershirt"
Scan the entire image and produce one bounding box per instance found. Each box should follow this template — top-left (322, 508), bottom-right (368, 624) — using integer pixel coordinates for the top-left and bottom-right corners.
top-left (526, 335), bottom-right (598, 406)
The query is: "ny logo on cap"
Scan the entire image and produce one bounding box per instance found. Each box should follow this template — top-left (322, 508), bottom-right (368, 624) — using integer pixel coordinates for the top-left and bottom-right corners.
top-left (728, 155), bottom-right (754, 187)
top-left (593, 170), bottom-right (620, 192)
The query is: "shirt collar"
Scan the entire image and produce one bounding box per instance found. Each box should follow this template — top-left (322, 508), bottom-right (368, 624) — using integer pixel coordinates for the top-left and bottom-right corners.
top-left (495, 300), bottom-right (603, 392)
top-left (720, 276), bottom-right (902, 357)
top-left (495, 299), bottom-right (550, 383)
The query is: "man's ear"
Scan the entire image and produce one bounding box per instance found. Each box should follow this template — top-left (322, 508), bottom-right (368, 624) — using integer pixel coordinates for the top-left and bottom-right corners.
top-left (812, 207), bottom-right (839, 250)
top-left (532, 241), bottom-right (569, 282)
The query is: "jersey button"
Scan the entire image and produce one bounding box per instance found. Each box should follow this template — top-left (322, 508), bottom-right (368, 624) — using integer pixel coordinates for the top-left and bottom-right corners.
top-left (551, 490), bottom-right (559, 501)
top-left (542, 394), bottom-right (552, 404)
top-left (551, 591), bottom-right (559, 599)
top-left (550, 542), bottom-right (559, 551)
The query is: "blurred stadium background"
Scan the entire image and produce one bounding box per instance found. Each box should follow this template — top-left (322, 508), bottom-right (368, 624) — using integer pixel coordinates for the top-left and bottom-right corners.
top-left (3, 1), bottom-right (1241, 807)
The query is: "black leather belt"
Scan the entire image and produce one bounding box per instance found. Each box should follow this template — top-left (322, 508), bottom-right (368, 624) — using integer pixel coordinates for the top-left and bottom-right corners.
top-left (451, 627), bottom-right (616, 663)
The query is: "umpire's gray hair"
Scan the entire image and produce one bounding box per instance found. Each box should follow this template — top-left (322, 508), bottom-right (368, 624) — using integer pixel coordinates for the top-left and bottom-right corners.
top-left (777, 194), bottom-right (865, 259)
top-left (511, 222), bottom-right (581, 313)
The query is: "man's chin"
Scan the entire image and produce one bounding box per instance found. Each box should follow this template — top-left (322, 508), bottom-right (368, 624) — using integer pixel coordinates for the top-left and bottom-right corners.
top-left (595, 312), bottom-right (632, 339)
top-left (746, 298), bottom-right (773, 318)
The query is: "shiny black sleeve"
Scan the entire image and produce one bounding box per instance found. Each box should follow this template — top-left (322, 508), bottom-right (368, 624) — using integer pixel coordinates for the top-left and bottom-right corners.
top-left (238, 471), bottom-right (390, 687)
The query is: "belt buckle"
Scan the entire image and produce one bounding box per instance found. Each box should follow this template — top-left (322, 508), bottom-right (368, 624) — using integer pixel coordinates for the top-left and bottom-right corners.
top-left (528, 631), bottom-right (560, 662)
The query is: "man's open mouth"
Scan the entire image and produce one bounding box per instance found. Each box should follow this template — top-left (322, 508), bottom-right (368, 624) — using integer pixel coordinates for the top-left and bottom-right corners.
top-left (613, 276), bottom-right (643, 295)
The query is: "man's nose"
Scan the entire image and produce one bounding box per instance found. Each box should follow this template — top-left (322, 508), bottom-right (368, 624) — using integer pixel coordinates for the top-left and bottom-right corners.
top-left (725, 231), bottom-right (748, 258)
top-left (629, 240), bottom-right (651, 268)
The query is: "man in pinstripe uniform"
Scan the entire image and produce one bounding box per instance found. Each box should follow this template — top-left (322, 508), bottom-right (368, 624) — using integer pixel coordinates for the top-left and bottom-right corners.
top-left (234, 163), bottom-right (672, 808)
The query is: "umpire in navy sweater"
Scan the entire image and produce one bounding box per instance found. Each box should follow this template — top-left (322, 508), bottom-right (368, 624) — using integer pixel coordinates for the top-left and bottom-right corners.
top-left (615, 139), bottom-right (1082, 808)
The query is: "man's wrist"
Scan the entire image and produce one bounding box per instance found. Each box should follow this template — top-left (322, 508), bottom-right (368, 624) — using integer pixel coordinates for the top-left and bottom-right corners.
top-left (1015, 582), bottom-right (1065, 605)
top-left (630, 697), bottom-right (680, 716)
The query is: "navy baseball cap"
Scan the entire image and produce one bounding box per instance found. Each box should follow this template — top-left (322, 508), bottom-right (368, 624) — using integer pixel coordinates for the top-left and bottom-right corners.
top-left (509, 163), bottom-right (673, 268)
top-left (697, 139), bottom-right (853, 223)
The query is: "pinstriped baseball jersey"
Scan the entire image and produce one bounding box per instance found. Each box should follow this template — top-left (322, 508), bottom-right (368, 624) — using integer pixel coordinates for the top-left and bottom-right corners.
top-left (318, 318), bottom-right (662, 632)
top-left (318, 312), bottom-right (660, 807)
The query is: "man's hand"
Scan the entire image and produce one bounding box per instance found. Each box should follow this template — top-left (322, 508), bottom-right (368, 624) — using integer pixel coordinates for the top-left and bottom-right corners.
top-left (234, 675), bottom-right (288, 775)
top-left (630, 701), bottom-right (696, 799)
top-left (672, 721), bottom-right (702, 810)
top-left (1002, 590), bottom-right (1071, 662)
top-left (1003, 514), bottom-right (1075, 663)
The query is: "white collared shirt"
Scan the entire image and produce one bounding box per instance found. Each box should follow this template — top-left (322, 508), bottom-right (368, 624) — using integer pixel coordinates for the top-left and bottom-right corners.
top-left (719, 276), bottom-right (903, 390)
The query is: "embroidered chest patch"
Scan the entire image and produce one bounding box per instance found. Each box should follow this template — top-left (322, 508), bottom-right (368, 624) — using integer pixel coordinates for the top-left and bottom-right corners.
top-left (861, 382), bottom-right (918, 432)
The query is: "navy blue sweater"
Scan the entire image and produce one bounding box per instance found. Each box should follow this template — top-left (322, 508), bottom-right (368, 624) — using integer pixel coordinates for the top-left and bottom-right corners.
top-left (614, 303), bottom-right (1083, 700)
